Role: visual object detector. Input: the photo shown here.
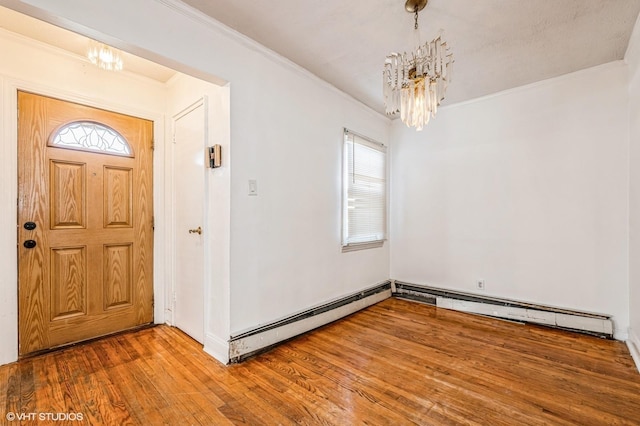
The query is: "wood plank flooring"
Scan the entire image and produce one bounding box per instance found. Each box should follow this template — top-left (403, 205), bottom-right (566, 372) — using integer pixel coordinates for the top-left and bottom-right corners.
top-left (1, 298), bottom-right (639, 425)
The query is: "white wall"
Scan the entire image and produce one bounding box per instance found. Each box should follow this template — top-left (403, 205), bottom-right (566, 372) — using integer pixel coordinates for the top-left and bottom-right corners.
top-left (0, 28), bottom-right (168, 365)
top-left (227, 52), bottom-right (390, 333)
top-left (6, 0), bottom-right (391, 337)
top-left (627, 12), bottom-right (640, 360)
top-left (390, 63), bottom-right (631, 338)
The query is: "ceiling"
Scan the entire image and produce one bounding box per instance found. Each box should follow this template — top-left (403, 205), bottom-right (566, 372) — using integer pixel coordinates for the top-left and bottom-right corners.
top-left (0, 6), bottom-right (176, 83)
top-left (1, 1), bottom-right (639, 116)
top-left (181, 0), bottom-right (640, 114)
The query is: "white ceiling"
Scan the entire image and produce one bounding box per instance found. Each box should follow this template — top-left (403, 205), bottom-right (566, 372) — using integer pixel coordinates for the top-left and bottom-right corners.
top-left (180, 0), bottom-right (640, 114)
top-left (0, 6), bottom-right (176, 83)
top-left (1, 1), bottom-right (639, 116)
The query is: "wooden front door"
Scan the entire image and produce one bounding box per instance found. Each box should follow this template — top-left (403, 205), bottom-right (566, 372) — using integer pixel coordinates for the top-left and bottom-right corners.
top-left (18, 91), bottom-right (154, 356)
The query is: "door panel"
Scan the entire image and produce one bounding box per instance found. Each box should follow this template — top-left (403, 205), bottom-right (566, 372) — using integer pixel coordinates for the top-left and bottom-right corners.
top-left (18, 91), bottom-right (154, 356)
top-left (103, 243), bottom-right (134, 309)
top-left (49, 160), bottom-right (86, 228)
top-left (50, 246), bottom-right (87, 320)
top-left (104, 167), bottom-right (133, 227)
top-left (173, 103), bottom-right (205, 344)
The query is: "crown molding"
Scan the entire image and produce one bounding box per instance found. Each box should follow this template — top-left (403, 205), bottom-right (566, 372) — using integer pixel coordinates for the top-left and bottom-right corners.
top-left (153, 0), bottom-right (389, 123)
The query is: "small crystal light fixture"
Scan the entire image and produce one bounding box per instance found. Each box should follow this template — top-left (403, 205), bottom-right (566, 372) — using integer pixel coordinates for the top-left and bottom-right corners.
top-left (383, 0), bottom-right (453, 131)
top-left (87, 40), bottom-right (123, 72)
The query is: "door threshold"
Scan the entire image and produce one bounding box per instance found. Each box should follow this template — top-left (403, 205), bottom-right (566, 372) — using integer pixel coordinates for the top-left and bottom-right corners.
top-left (19, 323), bottom-right (156, 359)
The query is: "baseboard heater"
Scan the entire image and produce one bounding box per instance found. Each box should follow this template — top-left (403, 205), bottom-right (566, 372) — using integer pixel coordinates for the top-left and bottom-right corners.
top-left (228, 281), bottom-right (392, 363)
top-left (393, 281), bottom-right (614, 339)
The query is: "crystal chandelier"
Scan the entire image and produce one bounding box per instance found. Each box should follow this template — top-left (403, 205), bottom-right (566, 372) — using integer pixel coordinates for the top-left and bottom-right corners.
top-left (87, 40), bottom-right (123, 72)
top-left (383, 0), bottom-right (453, 131)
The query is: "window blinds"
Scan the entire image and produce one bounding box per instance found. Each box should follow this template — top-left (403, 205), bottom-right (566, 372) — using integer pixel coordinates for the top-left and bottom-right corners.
top-left (343, 130), bottom-right (387, 247)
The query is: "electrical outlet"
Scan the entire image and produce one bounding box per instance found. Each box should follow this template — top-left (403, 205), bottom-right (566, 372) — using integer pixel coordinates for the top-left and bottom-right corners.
top-left (476, 280), bottom-right (485, 290)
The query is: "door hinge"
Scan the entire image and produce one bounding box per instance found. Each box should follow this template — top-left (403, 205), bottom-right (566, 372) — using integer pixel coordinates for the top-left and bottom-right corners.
top-left (152, 216), bottom-right (155, 230)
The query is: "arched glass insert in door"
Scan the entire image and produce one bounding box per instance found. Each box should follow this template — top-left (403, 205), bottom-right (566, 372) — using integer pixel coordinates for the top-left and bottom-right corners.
top-left (49, 121), bottom-right (133, 157)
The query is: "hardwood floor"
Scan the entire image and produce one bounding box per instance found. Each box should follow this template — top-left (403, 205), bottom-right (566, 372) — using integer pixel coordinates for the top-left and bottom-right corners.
top-left (1, 298), bottom-right (639, 425)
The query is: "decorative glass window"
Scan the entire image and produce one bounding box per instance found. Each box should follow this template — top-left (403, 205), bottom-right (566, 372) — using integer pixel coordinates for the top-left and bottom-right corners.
top-left (50, 121), bottom-right (132, 157)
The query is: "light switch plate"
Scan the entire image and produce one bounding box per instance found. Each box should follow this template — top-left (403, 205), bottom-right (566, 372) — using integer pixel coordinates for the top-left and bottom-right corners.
top-left (248, 179), bottom-right (258, 196)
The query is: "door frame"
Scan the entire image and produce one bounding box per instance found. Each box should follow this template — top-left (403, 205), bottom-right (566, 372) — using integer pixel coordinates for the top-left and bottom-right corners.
top-left (3, 79), bottom-right (168, 362)
top-left (169, 96), bottom-right (209, 336)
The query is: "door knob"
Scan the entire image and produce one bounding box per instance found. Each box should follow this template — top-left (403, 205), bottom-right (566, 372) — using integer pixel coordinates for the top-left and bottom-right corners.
top-left (188, 226), bottom-right (202, 235)
top-left (24, 221), bottom-right (36, 230)
top-left (23, 240), bottom-right (37, 249)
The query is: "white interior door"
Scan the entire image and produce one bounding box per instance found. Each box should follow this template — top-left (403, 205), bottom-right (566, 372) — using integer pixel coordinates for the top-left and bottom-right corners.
top-left (173, 101), bottom-right (205, 343)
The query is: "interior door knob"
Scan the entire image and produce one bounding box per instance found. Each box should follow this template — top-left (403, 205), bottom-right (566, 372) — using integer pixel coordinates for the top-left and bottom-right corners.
top-left (188, 226), bottom-right (202, 235)
top-left (23, 240), bottom-right (37, 249)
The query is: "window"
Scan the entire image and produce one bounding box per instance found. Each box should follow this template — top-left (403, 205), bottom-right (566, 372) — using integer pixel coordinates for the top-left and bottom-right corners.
top-left (50, 121), bottom-right (132, 157)
top-left (342, 129), bottom-right (387, 250)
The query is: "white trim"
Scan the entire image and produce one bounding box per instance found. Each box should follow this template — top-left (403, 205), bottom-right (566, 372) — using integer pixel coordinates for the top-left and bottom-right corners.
top-left (229, 288), bottom-right (391, 361)
top-left (204, 332), bottom-right (230, 365)
top-left (172, 97), bottom-right (205, 122)
top-left (0, 75), bottom-right (18, 366)
top-left (201, 95), bottom-right (211, 347)
top-left (628, 328), bottom-right (640, 374)
top-left (614, 328), bottom-right (629, 341)
top-left (342, 240), bottom-right (385, 252)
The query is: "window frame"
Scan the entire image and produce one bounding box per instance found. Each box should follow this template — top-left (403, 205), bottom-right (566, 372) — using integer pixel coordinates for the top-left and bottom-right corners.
top-left (341, 128), bottom-right (387, 252)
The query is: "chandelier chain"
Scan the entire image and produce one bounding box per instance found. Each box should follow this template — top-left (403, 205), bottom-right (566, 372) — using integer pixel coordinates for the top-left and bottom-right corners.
top-left (414, 10), bottom-right (419, 30)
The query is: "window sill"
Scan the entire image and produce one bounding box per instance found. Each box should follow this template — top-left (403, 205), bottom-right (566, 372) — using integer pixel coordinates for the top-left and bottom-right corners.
top-left (342, 240), bottom-right (385, 253)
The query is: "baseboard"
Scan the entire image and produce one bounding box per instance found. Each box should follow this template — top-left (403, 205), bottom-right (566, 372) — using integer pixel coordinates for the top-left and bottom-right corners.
top-left (0, 352), bottom-right (17, 367)
top-left (614, 329), bottom-right (629, 341)
top-left (628, 328), bottom-right (640, 374)
top-left (204, 332), bottom-right (230, 365)
top-left (228, 281), bottom-right (392, 362)
top-left (393, 281), bottom-right (613, 338)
